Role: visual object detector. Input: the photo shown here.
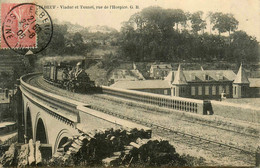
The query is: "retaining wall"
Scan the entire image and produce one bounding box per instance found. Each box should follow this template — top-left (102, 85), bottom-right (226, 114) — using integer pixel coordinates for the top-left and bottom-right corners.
top-left (211, 100), bottom-right (260, 123)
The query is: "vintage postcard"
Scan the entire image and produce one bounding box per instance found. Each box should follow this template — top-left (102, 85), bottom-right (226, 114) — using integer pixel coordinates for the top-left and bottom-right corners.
top-left (0, 0), bottom-right (259, 167)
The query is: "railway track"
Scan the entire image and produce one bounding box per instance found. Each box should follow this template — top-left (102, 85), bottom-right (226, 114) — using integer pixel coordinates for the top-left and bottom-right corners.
top-left (94, 94), bottom-right (259, 139)
top-left (89, 105), bottom-right (255, 165)
top-left (27, 75), bottom-right (257, 166)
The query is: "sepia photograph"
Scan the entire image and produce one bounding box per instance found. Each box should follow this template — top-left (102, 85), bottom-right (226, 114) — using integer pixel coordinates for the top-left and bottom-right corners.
top-left (0, 0), bottom-right (259, 167)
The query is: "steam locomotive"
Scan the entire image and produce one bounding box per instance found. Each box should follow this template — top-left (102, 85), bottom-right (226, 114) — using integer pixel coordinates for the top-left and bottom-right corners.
top-left (43, 60), bottom-right (101, 93)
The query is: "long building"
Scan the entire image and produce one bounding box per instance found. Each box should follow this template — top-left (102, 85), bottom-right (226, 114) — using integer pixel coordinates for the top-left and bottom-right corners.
top-left (111, 64), bottom-right (258, 100)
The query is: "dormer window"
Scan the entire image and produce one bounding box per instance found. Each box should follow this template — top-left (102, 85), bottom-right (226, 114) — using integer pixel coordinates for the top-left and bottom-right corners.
top-left (190, 74), bottom-right (196, 80)
top-left (216, 73), bottom-right (224, 80)
top-left (219, 75), bottom-right (224, 80)
top-left (205, 74), bottom-right (210, 80)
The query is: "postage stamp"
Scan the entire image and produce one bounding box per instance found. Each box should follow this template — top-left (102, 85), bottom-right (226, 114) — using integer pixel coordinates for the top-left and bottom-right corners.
top-left (1, 3), bottom-right (53, 55)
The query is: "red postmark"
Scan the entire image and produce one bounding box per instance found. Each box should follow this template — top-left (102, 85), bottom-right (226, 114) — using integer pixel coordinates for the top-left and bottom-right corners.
top-left (1, 3), bottom-right (37, 49)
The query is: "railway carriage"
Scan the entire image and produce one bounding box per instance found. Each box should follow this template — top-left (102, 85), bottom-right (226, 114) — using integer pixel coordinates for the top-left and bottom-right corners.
top-left (43, 61), bottom-right (101, 93)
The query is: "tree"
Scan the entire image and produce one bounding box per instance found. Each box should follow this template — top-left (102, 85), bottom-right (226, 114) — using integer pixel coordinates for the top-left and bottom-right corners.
top-left (210, 12), bottom-right (239, 35)
top-left (190, 11), bottom-right (207, 34)
top-left (166, 9), bottom-right (187, 31)
top-left (229, 31), bottom-right (259, 62)
top-left (73, 32), bottom-right (84, 45)
top-left (43, 24), bottom-right (68, 55)
top-left (119, 7), bottom-right (258, 63)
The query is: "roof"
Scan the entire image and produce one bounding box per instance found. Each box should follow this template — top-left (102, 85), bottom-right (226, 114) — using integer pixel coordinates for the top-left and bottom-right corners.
top-left (248, 78), bottom-right (260, 87)
top-left (233, 64), bottom-right (250, 84)
top-left (172, 64), bottom-right (187, 85)
top-left (25, 50), bottom-right (34, 55)
top-left (165, 70), bottom-right (236, 83)
top-left (150, 64), bottom-right (172, 69)
top-left (164, 71), bottom-right (174, 83)
top-left (110, 80), bottom-right (171, 89)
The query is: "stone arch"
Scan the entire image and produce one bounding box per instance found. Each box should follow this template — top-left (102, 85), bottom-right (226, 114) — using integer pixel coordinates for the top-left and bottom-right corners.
top-left (35, 114), bottom-right (48, 144)
top-left (25, 107), bottom-right (33, 142)
top-left (54, 129), bottom-right (72, 153)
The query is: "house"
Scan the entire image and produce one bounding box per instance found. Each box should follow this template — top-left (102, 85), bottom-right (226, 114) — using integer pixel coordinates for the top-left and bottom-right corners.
top-left (109, 63), bottom-right (145, 84)
top-left (150, 64), bottom-right (172, 79)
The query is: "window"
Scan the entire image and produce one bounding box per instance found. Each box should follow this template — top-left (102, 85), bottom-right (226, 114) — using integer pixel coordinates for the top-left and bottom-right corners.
top-left (164, 90), bottom-right (168, 95)
top-left (205, 75), bottom-right (210, 80)
top-left (191, 86), bottom-right (196, 96)
top-left (219, 75), bottom-right (224, 80)
top-left (198, 86), bottom-right (202, 95)
top-left (181, 87), bottom-right (185, 94)
top-left (173, 88), bottom-right (175, 96)
top-left (219, 85), bottom-right (223, 94)
top-left (205, 86), bottom-right (209, 95)
top-left (234, 86), bottom-right (237, 95)
top-left (212, 86), bottom-right (216, 95)
top-left (226, 85), bottom-right (229, 95)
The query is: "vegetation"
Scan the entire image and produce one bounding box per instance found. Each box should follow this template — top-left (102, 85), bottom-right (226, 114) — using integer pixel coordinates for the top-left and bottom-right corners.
top-left (39, 24), bottom-right (104, 56)
top-left (119, 6), bottom-right (259, 63)
top-left (0, 6), bottom-right (259, 88)
top-left (1, 6), bottom-right (258, 64)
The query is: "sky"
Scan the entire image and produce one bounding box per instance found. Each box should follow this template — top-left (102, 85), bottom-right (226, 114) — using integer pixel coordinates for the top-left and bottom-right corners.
top-left (1, 0), bottom-right (260, 40)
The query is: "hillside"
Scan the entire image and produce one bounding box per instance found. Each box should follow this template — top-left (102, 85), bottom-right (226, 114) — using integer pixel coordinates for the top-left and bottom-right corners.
top-left (87, 25), bottom-right (118, 33)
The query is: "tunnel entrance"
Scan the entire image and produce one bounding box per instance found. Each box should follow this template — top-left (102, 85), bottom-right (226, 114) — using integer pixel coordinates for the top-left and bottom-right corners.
top-left (26, 108), bottom-right (33, 141)
top-left (36, 118), bottom-right (47, 144)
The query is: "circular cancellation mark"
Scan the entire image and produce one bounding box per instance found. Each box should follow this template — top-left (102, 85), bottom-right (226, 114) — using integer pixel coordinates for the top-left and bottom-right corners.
top-left (2, 3), bottom-right (53, 55)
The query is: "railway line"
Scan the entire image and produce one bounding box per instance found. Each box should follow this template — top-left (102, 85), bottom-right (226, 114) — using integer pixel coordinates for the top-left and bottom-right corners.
top-left (84, 103), bottom-right (256, 165)
top-left (94, 94), bottom-right (259, 139)
top-left (26, 74), bottom-right (257, 166)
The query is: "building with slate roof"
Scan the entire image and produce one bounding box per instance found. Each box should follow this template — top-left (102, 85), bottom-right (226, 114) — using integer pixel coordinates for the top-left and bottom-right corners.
top-left (111, 64), bottom-right (254, 100)
top-left (166, 64), bottom-right (238, 99)
top-left (150, 64), bottom-right (172, 79)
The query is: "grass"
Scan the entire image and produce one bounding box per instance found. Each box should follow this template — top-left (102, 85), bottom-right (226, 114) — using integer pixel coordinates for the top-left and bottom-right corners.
top-left (225, 98), bottom-right (260, 107)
